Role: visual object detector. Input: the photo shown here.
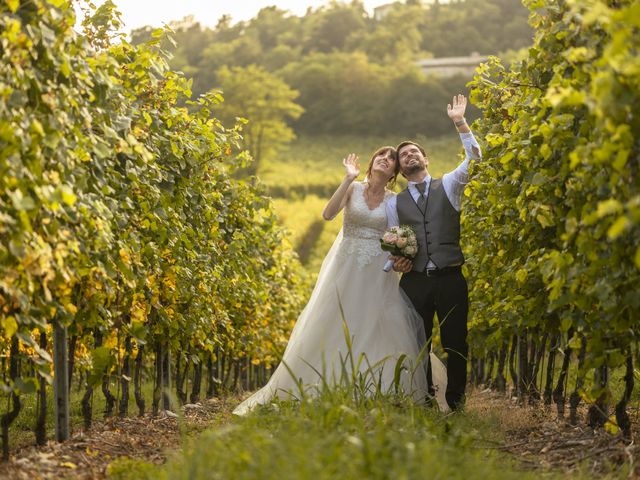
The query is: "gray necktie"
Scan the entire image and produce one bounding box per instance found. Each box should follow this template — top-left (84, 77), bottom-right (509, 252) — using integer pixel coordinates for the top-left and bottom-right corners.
top-left (415, 182), bottom-right (427, 211)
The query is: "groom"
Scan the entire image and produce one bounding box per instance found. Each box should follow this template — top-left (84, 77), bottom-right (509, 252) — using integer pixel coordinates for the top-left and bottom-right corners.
top-left (387, 94), bottom-right (481, 411)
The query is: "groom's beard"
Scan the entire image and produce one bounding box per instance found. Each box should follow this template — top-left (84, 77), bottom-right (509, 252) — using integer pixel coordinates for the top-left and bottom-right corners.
top-left (402, 163), bottom-right (424, 176)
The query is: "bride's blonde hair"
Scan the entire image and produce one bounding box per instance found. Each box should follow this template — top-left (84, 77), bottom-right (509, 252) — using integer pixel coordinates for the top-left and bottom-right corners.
top-left (365, 146), bottom-right (399, 187)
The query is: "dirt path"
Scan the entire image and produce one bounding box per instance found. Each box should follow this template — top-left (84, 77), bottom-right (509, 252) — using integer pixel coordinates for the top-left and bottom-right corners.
top-left (0, 391), bottom-right (636, 479)
top-left (0, 398), bottom-right (236, 480)
top-left (467, 388), bottom-right (639, 477)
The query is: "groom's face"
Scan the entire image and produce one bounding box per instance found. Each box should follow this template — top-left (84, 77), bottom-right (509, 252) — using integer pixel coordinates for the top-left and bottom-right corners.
top-left (398, 144), bottom-right (428, 176)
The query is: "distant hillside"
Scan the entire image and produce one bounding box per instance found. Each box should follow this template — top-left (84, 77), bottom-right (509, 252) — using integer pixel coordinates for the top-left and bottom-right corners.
top-left (131, 0), bottom-right (532, 138)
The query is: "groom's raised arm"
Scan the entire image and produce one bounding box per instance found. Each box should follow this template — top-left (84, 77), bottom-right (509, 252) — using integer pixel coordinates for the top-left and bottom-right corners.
top-left (443, 94), bottom-right (482, 211)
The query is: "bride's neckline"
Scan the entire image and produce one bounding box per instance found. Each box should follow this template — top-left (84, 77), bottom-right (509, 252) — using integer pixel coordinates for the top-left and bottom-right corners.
top-left (360, 182), bottom-right (388, 211)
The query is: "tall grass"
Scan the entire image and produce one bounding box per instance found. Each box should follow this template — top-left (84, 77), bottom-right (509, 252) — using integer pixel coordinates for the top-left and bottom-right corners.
top-left (107, 390), bottom-right (555, 480)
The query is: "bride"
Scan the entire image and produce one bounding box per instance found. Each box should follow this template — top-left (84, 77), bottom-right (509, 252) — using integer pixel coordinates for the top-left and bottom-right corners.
top-left (233, 147), bottom-right (447, 415)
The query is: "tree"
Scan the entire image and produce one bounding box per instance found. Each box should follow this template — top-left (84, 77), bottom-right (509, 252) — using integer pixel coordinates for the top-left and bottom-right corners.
top-left (249, 6), bottom-right (301, 51)
top-left (216, 65), bottom-right (304, 171)
top-left (346, 3), bottom-right (424, 62)
top-left (303, 1), bottom-right (367, 53)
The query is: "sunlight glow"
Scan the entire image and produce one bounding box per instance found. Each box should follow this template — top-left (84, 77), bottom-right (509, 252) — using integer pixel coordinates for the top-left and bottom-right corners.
top-left (82, 0), bottom-right (396, 33)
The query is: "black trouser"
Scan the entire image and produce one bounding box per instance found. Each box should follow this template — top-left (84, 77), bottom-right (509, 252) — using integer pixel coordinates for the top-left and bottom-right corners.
top-left (400, 268), bottom-right (468, 410)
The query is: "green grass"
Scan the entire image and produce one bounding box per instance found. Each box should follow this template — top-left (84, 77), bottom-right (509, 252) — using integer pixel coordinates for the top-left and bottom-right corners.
top-left (272, 195), bottom-right (329, 250)
top-left (260, 134), bottom-right (463, 199)
top-left (305, 212), bottom-right (343, 275)
top-left (102, 314), bottom-right (571, 480)
top-left (105, 391), bottom-right (561, 480)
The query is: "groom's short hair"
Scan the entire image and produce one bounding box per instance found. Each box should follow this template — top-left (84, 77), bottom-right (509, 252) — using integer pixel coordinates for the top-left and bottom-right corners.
top-left (396, 141), bottom-right (426, 157)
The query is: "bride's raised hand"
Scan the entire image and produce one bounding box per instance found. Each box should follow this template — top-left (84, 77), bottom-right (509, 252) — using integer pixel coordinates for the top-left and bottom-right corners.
top-left (343, 153), bottom-right (360, 181)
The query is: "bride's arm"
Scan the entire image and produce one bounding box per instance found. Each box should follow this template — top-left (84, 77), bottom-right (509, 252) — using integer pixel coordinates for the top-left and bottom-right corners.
top-left (322, 153), bottom-right (359, 220)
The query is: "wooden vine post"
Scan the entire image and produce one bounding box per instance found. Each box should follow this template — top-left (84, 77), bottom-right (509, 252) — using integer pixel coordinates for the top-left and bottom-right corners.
top-left (53, 319), bottom-right (70, 441)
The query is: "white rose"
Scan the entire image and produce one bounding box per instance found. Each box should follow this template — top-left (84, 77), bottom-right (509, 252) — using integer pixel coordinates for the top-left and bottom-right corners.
top-left (404, 246), bottom-right (417, 256)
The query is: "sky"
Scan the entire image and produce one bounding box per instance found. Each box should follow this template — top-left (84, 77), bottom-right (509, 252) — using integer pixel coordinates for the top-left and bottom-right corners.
top-left (83, 0), bottom-right (394, 33)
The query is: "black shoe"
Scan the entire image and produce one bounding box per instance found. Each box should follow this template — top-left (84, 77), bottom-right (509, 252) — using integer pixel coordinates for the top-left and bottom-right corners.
top-left (447, 396), bottom-right (466, 413)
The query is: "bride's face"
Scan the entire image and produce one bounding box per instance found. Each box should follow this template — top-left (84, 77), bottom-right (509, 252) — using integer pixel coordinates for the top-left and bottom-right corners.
top-left (371, 149), bottom-right (397, 178)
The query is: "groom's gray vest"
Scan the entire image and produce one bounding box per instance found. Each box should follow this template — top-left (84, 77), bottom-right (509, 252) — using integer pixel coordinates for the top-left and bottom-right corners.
top-left (397, 178), bottom-right (464, 271)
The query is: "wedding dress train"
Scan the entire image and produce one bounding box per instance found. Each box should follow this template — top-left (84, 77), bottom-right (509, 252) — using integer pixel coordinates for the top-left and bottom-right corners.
top-left (233, 182), bottom-right (447, 415)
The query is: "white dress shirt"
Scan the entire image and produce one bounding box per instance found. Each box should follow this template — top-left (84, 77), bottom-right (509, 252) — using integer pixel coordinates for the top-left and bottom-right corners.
top-left (385, 131), bottom-right (482, 269)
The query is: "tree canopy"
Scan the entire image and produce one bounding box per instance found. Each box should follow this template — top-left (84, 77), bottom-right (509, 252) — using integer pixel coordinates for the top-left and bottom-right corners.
top-left (130, 0), bottom-right (532, 142)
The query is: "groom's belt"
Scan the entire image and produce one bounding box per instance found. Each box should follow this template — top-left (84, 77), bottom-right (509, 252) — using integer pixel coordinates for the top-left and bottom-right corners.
top-left (423, 265), bottom-right (462, 277)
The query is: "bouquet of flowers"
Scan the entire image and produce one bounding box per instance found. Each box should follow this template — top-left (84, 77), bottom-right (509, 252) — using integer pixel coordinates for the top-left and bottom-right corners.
top-left (380, 225), bottom-right (418, 272)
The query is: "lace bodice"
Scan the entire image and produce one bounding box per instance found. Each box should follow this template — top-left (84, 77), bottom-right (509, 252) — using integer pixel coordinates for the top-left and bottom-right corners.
top-left (339, 182), bottom-right (394, 268)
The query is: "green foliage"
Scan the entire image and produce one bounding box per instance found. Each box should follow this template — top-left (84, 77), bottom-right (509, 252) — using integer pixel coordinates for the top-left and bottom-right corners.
top-left (278, 52), bottom-right (474, 137)
top-left (107, 394), bottom-right (549, 480)
top-left (305, 1), bottom-right (367, 53)
top-left (129, 0), bottom-right (530, 138)
top-left (216, 65), bottom-right (304, 169)
top-left (261, 134), bottom-right (462, 198)
top-left (0, 0), bottom-right (304, 417)
top-left (346, 3), bottom-right (424, 61)
top-left (107, 457), bottom-right (159, 480)
top-left (464, 0), bottom-right (639, 398)
top-left (419, 0), bottom-right (532, 57)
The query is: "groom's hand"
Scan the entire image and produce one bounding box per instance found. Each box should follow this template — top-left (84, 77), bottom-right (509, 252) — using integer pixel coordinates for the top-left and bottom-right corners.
top-left (447, 94), bottom-right (467, 122)
top-left (390, 255), bottom-right (412, 273)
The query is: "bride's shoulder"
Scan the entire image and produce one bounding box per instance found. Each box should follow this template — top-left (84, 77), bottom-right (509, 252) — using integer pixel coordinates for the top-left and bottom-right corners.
top-left (384, 188), bottom-right (397, 199)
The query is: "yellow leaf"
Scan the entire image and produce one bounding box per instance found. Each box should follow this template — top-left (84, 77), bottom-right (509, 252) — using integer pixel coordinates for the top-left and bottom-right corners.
top-left (536, 212), bottom-right (554, 228)
top-left (65, 303), bottom-right (78, 315)
top-left (60, 462), bottom-right (77, 469)
top-left (60, 185), bottom-right (77, 206)
top-left (613, 149), bottom-right (629, 172)
top-left (119, 248), bottom-right (131, 265)
top-left (540, 143), bottom-right (551, 160)
top-left (607, 215), bottom-right (630, 239)
top-left (515, 269), bottom-right (528, 284)
top-left (486, 133), bottom-right (506, 147)
top-left (60, 59), bottom-right (71, 78)
top-left (604, 416), bottom-right (619, 435)
top-left (499, 152), bottom-right (514, 165)
top-left (6, 0), bottom-right (19, 13)
top-left (2, 316), bottom-right (18, 338)
top-left (596, 199), bottom-right (622, 218)
top-left (31, 119), bottom-right (45, 136)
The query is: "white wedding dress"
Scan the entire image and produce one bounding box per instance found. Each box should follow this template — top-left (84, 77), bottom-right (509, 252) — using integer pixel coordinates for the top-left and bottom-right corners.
top-left (233, 182), bottom-right (447, 415)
